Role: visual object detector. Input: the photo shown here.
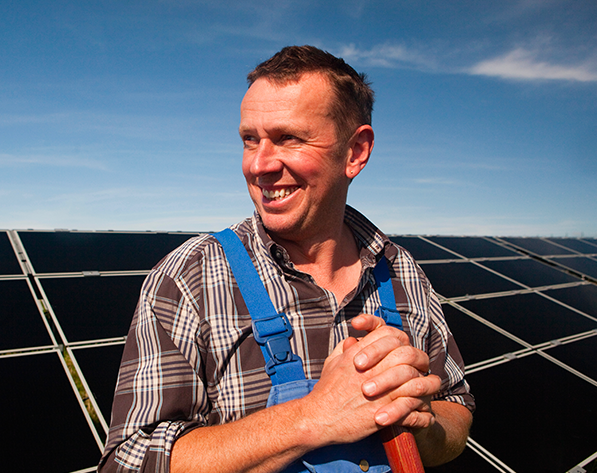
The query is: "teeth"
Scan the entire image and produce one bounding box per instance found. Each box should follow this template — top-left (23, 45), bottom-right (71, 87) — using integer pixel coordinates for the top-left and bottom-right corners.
top-left (262, 187), bottom-right (297, 201)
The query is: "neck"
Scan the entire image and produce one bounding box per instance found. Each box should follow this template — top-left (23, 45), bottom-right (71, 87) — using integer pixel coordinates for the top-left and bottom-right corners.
top-left (270, 221), bottom-right (362, 304)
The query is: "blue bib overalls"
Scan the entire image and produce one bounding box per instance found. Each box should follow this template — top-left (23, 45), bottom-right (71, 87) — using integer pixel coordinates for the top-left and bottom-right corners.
top-left (215, 229), bottom-right (404, 473)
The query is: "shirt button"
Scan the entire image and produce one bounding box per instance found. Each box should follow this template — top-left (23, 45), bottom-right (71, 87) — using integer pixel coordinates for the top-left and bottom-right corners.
top-left (359, 459), bottom-right (369, 471)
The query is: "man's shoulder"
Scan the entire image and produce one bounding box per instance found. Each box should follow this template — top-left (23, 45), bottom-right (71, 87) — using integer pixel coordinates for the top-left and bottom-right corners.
top-left (344, 206), bottom-right (388, 254)
top-left (151, 233), bottom-right (214, 277)
top-left (151, 216), bottom-right (257, 278)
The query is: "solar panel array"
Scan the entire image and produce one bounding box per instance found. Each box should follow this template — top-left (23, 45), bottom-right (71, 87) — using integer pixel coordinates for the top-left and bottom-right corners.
top-left (2, 229), bottom-right (596, 472)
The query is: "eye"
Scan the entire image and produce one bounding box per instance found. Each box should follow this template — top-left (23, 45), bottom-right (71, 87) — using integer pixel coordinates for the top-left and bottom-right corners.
top-left (279, 134), bottom-right (299, 143)
top-left (242, 135), bottom-right (258, 148)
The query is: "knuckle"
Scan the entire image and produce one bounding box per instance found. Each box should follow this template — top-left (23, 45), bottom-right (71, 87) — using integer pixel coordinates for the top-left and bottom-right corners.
top-left (427, 374), bottom-right (442, 391)
top-left (410, 378), bottom-right (429, 397)
top-left (408, 412), bottom-right (432, 430)
top-left (388, 345), bottom-right (418, 365)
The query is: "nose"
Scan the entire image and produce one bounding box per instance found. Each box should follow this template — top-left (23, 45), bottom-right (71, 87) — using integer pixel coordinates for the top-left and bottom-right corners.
top-left (246, 139), bottom-right (283, 177)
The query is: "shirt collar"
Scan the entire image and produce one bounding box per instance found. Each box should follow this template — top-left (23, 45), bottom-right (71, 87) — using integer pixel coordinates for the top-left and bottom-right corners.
top-left (248, 206), bottom-right (397, 271)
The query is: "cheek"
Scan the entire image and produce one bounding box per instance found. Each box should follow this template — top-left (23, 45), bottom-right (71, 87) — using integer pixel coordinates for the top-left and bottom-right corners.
top-left (241, 153), bottom-right (253, 180)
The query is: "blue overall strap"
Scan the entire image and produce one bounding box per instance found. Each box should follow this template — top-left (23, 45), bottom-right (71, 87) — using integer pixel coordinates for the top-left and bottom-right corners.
top-left (372, 256), bottom-right (403, 330)
top-left (214, 229), bottom-right (306, 385)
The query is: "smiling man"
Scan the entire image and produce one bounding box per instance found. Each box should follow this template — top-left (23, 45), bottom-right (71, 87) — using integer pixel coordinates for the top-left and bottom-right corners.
top-left (99, 46), bottom-right (474, 473)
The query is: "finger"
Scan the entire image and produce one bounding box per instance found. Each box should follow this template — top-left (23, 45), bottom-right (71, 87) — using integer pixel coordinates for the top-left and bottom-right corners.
top-left (374, 395), bottom-right (436, 429)
top-left (352, 330), bottom-right (413, 371)
top-left (361, 363), bottom-right (434, 398)
top-left (400, 409), bottom-right (437, 430)
top-left (351, 316), bottom-right (411, 348)
top-left (367, 345), bottom-right (432, 380)
top-left (390, 374), bottom-right (441, 400)
top-left (380, 404), bottom-right (437, 430)
top-left (326, 337), bottom-right (349, 362)
top-left (351, 313), bottom-right (385, 333)
top-left (343, 336), bottom-right (359, 352)
top-left (353, 333), bottom-right (403, 370)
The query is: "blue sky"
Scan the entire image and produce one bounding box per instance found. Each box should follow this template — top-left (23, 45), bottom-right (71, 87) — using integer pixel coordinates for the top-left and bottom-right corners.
top-left (1, 0), bottom-right (596, 236)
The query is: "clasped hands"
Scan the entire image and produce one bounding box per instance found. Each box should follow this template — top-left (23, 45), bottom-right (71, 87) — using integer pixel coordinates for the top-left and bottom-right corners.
top-left (306, 314), bottom-right (441, 445)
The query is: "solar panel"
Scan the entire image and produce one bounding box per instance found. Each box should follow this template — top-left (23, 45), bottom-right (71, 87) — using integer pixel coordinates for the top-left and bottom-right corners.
top-left (0, 231), bottom-right (22, 275)
top-left (2, 229), bottom-right (596, 473)
top-left (389, 236), bottom-right (456, 260)
top-left (18, 230), bottom-right (197, 272)
top-left (442, 304), bottom-right (525, 365)
top-left (420, 261), bottom-right (522, 298)
top-left (547, 237), bottom-right (597, 254)
top-left (73, 344), bottom-right (125, 420)
top-left (0, 353), bottom-right (103, 471)
top-left (39, 275), bottom-right (144, 341)
top-left (460, 293), bottom-right (597, 345)
top-left (550, 256), bottom-right (597, 279)
top-left (480, 258), bottom-right (578, 287)
top-left (502, 237), bottom-right (577, 256)
top-left (462, 354), bottom-right (597, 473)
top-left (542, 285), bottom-right (597, 318)
top-left (1, 279), bottom-right (53, 350)
top-left (426, 236), bottom-right (519, 259)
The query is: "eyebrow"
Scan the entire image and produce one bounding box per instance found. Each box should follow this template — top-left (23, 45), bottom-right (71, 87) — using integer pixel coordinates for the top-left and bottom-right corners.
top-left (238, 123), bottom-right (307, 138)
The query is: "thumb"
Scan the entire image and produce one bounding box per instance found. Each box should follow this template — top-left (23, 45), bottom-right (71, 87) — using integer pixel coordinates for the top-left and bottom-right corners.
top-left (343, 336), bottom-right (359, 352)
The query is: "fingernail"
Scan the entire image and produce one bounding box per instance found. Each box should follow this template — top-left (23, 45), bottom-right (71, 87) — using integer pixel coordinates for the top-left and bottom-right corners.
top-left (354, 353), bottom-right (367, 367)
top-left (375, 412), bottom-right (389, 425)
top-left (363, 381), bottom-right (376, 395)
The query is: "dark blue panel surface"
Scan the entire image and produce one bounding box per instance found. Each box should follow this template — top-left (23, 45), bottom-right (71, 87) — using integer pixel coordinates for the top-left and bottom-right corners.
top-left (547, 238), bottom-right (597, 254)
top-left (1, 279), bottom-right (52, 350)
top-left (480, 258), bottom-right (579, 288)
top-left (460, 293), bottom-right (597, 345)
top-left (18, 231), bottom-right (197, 272)
top-left (427, 236), bottom-right (518, 259)
top-left (40, 275), bottom-right (144, 342)
top-left (551, 256), bottom-right (597, 279)
top-left (0, 231), bottom-right (22, 275)
top-left (465, 355), bottom-right (597, 473)
top-left (1, 353), bottom-right (101, 471)
top-left (442, 304), bottom-right (524, 365)
top-left (74, 344), bottom-right (125, 420)
top-left (502, 237), bottom-right (575, 256)
top-left (389, 236), bottom-right (457, 261)
top-left (542, 284), bottom-right (597, 318)
top-left (545, 335), bottom-right (597, 382)
top-left (420, 262), bottom-right (520, 298)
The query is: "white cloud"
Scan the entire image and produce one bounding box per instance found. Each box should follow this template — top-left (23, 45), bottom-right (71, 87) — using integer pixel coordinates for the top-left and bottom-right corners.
top-left (337, 43), bottom-right (436, 70)
top-left (337, 42), bottom-right (597, 84)
top-left (469, 48), bottom-right (597, 82)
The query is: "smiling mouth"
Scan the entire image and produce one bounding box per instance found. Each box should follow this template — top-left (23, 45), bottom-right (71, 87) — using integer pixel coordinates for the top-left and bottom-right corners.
top-left (262, 187), bottom-right (299, 201)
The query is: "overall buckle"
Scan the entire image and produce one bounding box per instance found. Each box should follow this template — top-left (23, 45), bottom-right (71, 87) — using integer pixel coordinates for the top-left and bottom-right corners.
top-left (252, 313), bottom-right (300, 376)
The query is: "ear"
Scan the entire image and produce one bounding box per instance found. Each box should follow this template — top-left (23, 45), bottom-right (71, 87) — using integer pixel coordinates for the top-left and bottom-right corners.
top-left (345, 125), bottom-right (374, 179)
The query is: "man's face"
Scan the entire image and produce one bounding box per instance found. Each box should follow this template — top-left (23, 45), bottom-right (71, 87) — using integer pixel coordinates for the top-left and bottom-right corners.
top-left (239, 73), bottom-right (352, 242)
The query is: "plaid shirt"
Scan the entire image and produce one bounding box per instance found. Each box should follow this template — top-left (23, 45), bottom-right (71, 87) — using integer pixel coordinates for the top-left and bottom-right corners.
top-left (99, 206), bottom-right (474, 472)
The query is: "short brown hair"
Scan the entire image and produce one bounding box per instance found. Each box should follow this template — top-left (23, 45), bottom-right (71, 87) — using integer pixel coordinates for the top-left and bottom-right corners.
top-left (247, 45), bottom-right (374, 144)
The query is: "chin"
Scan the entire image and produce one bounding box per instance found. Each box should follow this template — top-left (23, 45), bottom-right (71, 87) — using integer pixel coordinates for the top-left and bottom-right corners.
top-left (260, 214), bottom-right (303, 240)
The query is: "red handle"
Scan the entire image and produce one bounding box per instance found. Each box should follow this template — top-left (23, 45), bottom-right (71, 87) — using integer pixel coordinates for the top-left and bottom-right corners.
top-left (381, 424), bottom-right (425, 473)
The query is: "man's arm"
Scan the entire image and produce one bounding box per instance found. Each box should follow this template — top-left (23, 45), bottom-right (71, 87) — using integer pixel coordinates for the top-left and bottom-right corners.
top-left (413, 401), bottom-right (472, 467)
top-left (99, 268), bottom-right (207, 473)
top-left (171, 397), bottom-right (314, 473)
top-left (171, 314), bottom-right (442, 472)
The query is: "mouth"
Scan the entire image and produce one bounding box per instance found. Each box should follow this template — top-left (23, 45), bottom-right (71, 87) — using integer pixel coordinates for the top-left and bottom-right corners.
top-left (262, 186), bottom-right (299, 201)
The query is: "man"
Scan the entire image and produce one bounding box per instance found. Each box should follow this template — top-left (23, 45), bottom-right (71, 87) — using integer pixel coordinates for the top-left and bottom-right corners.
top-left (99, 45), bottom-right (474, 472)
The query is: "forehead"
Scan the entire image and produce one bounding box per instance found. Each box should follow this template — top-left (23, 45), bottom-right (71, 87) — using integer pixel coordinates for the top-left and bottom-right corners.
top-left (239, 73), bottom-right (335, 130)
